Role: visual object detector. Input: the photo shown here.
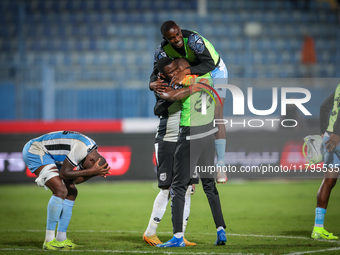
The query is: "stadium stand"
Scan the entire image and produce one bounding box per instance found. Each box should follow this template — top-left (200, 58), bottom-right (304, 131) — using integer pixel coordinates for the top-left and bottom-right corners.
top-left (0, 0), bottom-right (338, 120)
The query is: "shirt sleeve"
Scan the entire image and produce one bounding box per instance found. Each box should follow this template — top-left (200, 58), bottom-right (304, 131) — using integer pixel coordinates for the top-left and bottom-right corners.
top-left (153, 92), bottom-right (174, 116)
top-left (187, 32), bottom-right (217, 75)
top-left (66, 140), bottom-right (88, 167)
top-left (149, 44), bottom-right (168, 85)
top-left (320, 92), bottom-right (334, 134)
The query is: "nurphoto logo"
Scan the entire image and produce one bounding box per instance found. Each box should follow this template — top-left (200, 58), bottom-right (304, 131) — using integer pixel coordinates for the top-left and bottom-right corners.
top-left (199, 84), bottom-right (311, 128)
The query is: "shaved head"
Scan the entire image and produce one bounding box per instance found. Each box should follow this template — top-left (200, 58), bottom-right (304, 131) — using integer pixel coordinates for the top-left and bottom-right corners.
top-left (82, 150), bottom-right (107, 170)
top-left (160, 20), bottom-right (178, 36)
top-left (97, 156), bottom-right (107, 166)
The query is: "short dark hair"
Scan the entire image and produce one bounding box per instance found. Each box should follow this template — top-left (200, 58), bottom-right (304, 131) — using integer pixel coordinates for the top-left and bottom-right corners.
top-left (156, 57), bottom-right (174, 74)
top-left (160, 20), bottom-right (178, 36)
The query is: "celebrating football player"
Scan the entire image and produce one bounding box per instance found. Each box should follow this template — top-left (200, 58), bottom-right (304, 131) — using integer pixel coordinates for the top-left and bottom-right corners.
top-left (149, 20), bottom-right (228, 184)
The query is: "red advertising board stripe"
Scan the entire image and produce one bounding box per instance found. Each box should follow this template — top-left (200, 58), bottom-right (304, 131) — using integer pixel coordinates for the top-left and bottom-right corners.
top-left (0, 120), bottom-right (122, 134)
top-left (98, 146), bottom-right (131, 176)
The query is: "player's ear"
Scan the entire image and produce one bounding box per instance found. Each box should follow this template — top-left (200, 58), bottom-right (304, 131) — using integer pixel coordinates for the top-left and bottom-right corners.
top-left (159, 73), bottom-right (166, 79)
top-left (83, 153), bottom-right (96, 168)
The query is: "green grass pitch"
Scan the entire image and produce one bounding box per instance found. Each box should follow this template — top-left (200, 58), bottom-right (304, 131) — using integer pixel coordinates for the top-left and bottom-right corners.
top-left (0, 179), bottom-right (339, 254)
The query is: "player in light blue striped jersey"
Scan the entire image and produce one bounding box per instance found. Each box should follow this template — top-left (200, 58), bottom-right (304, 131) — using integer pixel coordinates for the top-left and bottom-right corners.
top-left (22, 131), bottom-right (110, 250)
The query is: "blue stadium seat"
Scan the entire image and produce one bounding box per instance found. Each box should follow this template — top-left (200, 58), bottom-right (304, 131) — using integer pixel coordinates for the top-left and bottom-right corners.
top-left (22, 88), bottom-right (42, 119)
top-left (120, 89), bottom-right (143, 118)
top-left (1, 0), bottom-right (340, 121)
top-left (63, 54), bottom-right (73, 65)
top-left (0, 83), bottom-right (15, 119)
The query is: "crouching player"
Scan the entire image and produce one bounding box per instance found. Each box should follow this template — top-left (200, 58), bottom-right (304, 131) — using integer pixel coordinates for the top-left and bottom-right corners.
top-left (22, 131), bottom-right (110, 250)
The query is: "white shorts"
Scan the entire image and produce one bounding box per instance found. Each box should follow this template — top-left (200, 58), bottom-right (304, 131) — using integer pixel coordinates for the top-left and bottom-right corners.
top-left (211, 58), bottom-right (228, 99)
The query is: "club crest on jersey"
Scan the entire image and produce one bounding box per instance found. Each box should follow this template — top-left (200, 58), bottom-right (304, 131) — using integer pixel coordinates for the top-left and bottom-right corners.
top-left (160, 173), bottom-right (167, 181)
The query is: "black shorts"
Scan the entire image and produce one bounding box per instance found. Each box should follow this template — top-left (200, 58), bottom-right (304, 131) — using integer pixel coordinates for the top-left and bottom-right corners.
top-left (155, 140), bottom-right (198, 188)
top-left (155, 141), bottom-right (177, 188)
top-left (172, 132), bottom-right (216, 189)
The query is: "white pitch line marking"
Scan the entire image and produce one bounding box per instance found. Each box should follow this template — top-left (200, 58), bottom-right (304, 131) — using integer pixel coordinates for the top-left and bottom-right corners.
top-left (0, 248), bottom-right (261, 255)
top-left (1, 229), bottom-right (340, 255)
top-left (287, 246), bottom-right (340, 254)
top-left (2, 229), bottom-right (339, 243)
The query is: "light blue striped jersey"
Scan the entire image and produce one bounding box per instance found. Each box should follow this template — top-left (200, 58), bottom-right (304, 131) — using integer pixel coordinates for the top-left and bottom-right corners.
top-left (26, 131), bottom-right (98, 167)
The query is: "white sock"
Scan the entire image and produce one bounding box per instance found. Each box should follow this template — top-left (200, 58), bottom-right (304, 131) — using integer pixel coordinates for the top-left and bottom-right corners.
top-left (174, 232), bottom-right (184, 238)
top-left (182, 185), bottom-right (192, 233)
top-left (56, 231), bottom-right (67, 242)
top-left (217, 226), bottom-right (224, 231)
top-left (145, 189), bottom-right (170, 236)
top-left (45, 230), bottom-right (55, 243)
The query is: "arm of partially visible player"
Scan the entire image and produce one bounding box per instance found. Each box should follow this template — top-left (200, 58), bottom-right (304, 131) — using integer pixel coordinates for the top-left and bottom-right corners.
top-left (320, 92), bottom-right (334, 134)
top-left (321, 92), bottom-right (340, 152)
top-left (325, 134), bottom-right (340, 152)
top-left (59, 158), bottom-right (110, 180)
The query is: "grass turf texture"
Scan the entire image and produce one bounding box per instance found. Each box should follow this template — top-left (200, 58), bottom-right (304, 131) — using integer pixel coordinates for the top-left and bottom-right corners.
top-left (0, 180), bottom-right (339, 254)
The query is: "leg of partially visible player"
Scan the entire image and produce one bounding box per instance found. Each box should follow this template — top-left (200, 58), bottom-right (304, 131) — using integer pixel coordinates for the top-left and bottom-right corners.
top-left (312, 170), bottom-right (339, 240)
top-left (312, 136), bottom-right (339, 240)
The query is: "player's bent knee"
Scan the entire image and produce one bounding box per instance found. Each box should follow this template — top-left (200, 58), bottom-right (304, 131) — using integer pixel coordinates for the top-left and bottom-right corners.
top-left (66, 183), bottom-right (78, 198)
top-left (52, 182), bottom-right (68, 199)
top-left (329, 177), bottom-right (338, 188)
